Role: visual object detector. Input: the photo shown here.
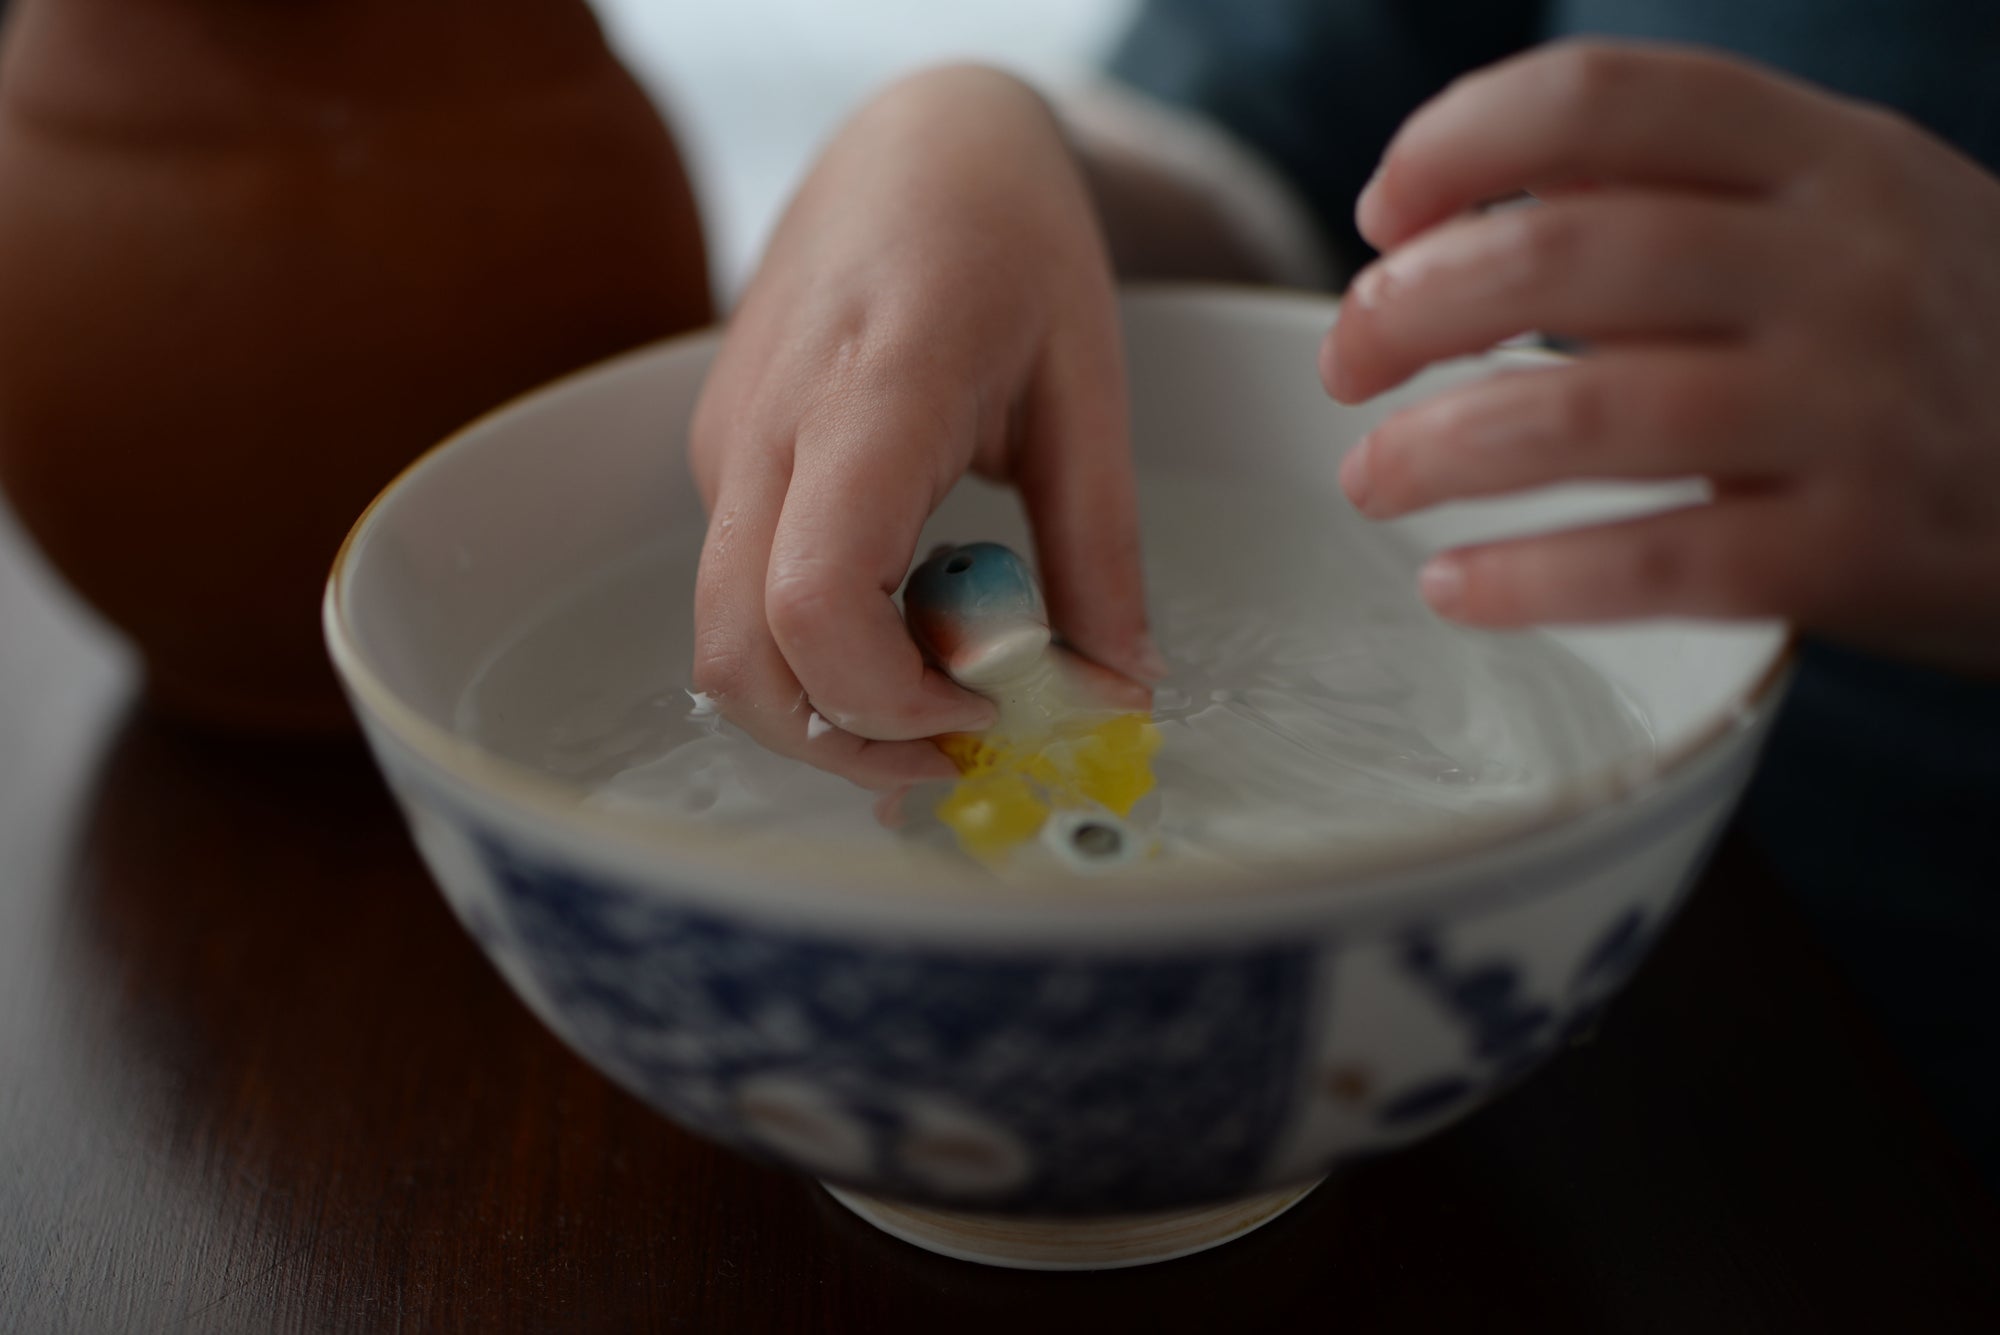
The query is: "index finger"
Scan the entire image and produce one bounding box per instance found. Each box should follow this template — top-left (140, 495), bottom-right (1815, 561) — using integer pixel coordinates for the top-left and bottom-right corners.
top-left (1357, 39), bottom-right (1834, 250)
top-left (693, 455), bottom-right (962, 790)
top-left (766, 393), bottom-right (997, 741)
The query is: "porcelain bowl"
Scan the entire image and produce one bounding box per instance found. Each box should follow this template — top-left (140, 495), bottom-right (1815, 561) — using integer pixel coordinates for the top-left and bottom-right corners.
top-left (324, 285), bottom-right (1788, 1246)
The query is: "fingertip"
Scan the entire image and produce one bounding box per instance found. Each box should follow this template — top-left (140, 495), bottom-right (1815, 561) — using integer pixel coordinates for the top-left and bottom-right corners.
top-left (836, 737), bottom-right (961, 791)
top-left (1419, 554), bottom-right (1470, 620)
top-left (1014, 332), bottom-right (1156, 696)
top-left (1317, 327), bottom-right (1345, 401)
top-left (1131, 634), bottom-right (1169, 683)
top-left (1355, 155), bottom-right (1407, 251)
top-left (1355, 164), bottom-right (1390, 250)
top-left (1065, 624), bottom-right (1167, 687)
top-left (1340, 436), bottom-right (1374, 513)
top-left (885, 741), bottom-right (961, 787)
top-left (1053, 644), bottom-right (1157, 711)
top-left (1420, 549), bottom-right (1520, 626)
top-left (1029, 534), bottom-right (1156, 691)
top-left (1062, 625), bottom-right (1161, 694)
top-left (1321, 316), bottom-right (1377, 405)
top-left (1098, 672), bottom-right (1156, 713)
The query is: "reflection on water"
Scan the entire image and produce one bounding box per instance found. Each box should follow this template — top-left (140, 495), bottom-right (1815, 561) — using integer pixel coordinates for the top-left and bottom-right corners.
top-left (463, 476), bottom-right (1656, 874)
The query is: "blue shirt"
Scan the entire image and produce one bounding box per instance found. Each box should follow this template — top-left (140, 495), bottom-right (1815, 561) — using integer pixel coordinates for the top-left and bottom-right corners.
top-left (1110, 0), bottom-right (2000, 270)
top-left (1110, 0), bottom-right (2000, 1185)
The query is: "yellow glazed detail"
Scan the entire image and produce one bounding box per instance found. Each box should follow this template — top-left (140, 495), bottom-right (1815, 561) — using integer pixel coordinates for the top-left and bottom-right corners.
top-left (933, 714), bottom-right (1162, 863)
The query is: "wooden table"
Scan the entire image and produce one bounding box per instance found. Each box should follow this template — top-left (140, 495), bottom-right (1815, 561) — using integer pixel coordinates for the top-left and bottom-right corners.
top-left (4, 504), bottom-right (1998, 1335)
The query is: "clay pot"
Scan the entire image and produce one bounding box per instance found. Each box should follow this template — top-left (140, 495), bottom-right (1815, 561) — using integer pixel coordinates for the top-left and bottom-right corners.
top-left (0, 0), bottom-right (712, 732)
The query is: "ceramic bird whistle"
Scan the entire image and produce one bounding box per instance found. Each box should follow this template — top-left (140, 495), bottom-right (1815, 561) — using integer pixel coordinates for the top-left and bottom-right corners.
top-left (902, 541), bottom-right (1053, 691)
top-left (901, 542), bottom-right (1162, 874)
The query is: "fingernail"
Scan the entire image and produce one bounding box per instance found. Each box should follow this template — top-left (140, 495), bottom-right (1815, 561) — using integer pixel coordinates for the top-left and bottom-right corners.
top-left (1341, 437), bottom-right (1374, 511)
top-left (1419, 556), bottom-right (1466, 616)
top-left (1350, 262), bottom-right (1388, 310)
top-left (1132, 636), bottom-right (1170, 682)
top-left (1318, 329), bottom-right (1347, 401)
top-left (1373, 222), bottom-right (1489, 303)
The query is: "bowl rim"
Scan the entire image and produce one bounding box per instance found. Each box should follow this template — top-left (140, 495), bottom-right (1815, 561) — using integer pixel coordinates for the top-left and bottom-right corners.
top-left (323, 282), bottom-right (1796, 930)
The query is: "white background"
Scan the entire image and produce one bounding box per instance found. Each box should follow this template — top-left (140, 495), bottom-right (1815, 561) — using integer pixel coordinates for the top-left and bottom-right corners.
top-left (590, 0), bottom-right (1138, 300)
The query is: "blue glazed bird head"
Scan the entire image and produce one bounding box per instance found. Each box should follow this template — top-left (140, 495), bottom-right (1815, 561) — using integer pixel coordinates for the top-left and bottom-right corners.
top-left (902, 542), bottom-right (1053, 690)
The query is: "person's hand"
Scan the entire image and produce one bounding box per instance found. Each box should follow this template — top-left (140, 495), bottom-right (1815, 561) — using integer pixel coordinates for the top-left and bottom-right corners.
top-left (1323, 39), bottom-right (2000, 673)
top-left (688, 65), bottom-right (1161, 790)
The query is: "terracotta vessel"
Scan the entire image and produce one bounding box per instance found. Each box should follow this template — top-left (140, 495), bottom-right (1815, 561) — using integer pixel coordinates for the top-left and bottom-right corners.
top-left (0, 0), bottom-right (712, 731)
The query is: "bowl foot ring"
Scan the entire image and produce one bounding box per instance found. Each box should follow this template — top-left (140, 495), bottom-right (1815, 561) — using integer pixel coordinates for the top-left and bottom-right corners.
top-left (822, 1176), bottom-right (1326, 1270)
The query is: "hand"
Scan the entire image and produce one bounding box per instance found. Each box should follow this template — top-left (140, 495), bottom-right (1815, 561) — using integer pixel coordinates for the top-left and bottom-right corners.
top-left (688, 66), bottom-right (1161, 790)
top-left (1322, 40), bottom-right (2000, 673)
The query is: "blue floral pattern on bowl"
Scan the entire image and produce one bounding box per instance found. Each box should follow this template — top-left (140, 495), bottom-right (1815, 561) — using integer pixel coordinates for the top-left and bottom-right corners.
top-left (477, 836), bottom-right (1319, 1213)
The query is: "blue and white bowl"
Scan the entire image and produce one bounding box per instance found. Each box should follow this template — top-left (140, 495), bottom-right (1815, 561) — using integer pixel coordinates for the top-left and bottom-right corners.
top-left (324, 286), bottom-right (1789, 1269)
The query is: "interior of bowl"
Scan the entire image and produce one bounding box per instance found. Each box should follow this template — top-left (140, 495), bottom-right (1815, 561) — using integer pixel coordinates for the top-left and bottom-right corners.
top-left (329, 284), bottom-right (1787, 895)
top-left (1113, 289), bottom-right (1787, 765)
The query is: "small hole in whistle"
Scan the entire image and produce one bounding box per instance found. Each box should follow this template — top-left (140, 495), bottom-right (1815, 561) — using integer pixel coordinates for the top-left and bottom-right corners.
top-left (1071, 822), bottom-right (1123, 859)
top-left (944, 555), bottom-right (972, 575)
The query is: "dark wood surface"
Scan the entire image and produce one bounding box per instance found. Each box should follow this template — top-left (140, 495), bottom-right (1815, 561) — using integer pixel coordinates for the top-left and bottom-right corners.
top-left (4, 503), bottom-right (1999, 1335)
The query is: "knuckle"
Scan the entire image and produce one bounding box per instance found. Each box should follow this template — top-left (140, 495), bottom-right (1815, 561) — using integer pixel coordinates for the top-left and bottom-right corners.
top-left (1784, 494), bottom-right (1867, 610)
top-left (807, 302), bottom-right (941, 413)
top-left (1622, 208), bottom-right (1708, 273)
top-left (1503, 207), bottom-right (1582, 286)
top-left (1367, 426), bottom-right (1420, 505)
top-left (1818, 142), bottom-right (1923, 239)
top-left (1436, 63), bottom-right (1486, 103)
top-left (1845, 101), bottom-right (1928, 163)
top-left (1462, 547), bottom-right (1534, 624)
top-left (1623, 529), bottom-right (1690, 602)
top-left (1546, 371), bottom-right (1608, 453)
top-left (1540, 41), bottom-right (1633, 120)
top-left (1738, 541), bottom-right (1828, 617)
top-left (1697, 514), bottom-right (1820, 616)
top-left (763, 561), bottom-right (841, 649)
top-left (1825, 383), bottom-right (1903, 483)
top-left (1839, 239), bottom-right (1920, 333)
top-left (1648, 367), bottom-right (1746, 443)
top-left (1713, 542), bottom-right (1793, 613)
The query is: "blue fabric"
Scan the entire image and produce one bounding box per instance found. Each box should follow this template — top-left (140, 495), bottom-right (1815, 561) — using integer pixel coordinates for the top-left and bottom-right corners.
top-left (1110, 0), bottom-right (2000, 1186)
top-left (1109, 0), bottom-right (2000, 269)
top-left (1107, 0), bottom-right (1540, 272)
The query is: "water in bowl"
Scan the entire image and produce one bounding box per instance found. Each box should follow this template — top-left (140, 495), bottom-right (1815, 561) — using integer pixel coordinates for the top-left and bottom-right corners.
top-left (458, 474), bottom-right (1654, 874)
